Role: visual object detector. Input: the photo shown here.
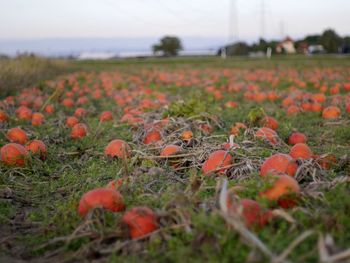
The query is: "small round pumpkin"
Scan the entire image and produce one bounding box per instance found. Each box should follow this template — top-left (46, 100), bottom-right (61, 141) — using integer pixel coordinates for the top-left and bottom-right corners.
top-left (25, 140), bottom-right (47, 160)
top-left (99, 111), bottom-right (113, 122)
top-left (160, 144), bottom-right (182, 157)
top-left (227, 198), bottom-right (272, 228)
top-left (260, 153), bottom-right (298, 177)
top-left (104, 139), bottom-right (131, 158)
top-left (122, 207), bottom-right (158, 239)
top-left (259, 175), bottom-right (300, 208)
top-left (289, 143), bottom-right (313, 160)
top-left (255, 127), bottom-right (279, 145)
top-left (143, 129), bottom-right (162, 145)
top-left (202, 150), bottom-right (232, 175)
top-left (31, 112), bottom-right (45, 126)
top-left (66, 116), bottom-right (79, 127)
top-left (181, 130), bottom-right (193, 141)
top-left (260, 116), bottom-right (279, 130)
top-left (71, 123), bottom-right (88, 139)
top-left (78, 188), bottom-right (125, 216)
top-left (7, 127), bottom-right (28, 145)
top-left (1, 143), bottom-right (29, 167)
top-left (288, 132), bottom-right (307, 145)
top-left (0, 110), bottom-right (8, 122)
top-left (322, 106), bottom-right (341, 119)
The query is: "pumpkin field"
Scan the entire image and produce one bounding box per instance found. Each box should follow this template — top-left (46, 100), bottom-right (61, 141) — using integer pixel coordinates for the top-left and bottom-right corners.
top-left (1, 57), bottom-right (350, 263)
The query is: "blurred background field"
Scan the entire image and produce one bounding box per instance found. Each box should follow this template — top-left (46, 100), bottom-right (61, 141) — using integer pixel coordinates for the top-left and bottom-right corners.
top-left (0, 55), bottom-right (67, 96)
top-left (1, 53), bottom-right (350, 98)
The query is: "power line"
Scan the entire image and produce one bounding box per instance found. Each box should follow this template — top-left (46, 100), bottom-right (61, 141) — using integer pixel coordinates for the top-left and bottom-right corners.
top-left (140, 0), bottom-right (225, 33)
top-left (150, 0), bottom-right (211, 26)
top-left (101, 0), bottom-right (213, 29)
top-left (98, 0), bottom-right (226, 37)
top-left (174, 0), bottom-right (217, 15)
top-left (101, 0), bottom-right (160, 26)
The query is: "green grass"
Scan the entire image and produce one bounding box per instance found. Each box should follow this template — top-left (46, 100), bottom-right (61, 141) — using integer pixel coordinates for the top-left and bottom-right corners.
top-left (0, 56), bottom-right (350, 262)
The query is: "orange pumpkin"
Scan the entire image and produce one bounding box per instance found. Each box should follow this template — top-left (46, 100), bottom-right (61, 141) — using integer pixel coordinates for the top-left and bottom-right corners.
top-left (322, 106), bottom-right (341, 119)
top-left (74, 107), bottom-right (87, 118)
top-left (181, 130), bottom-right (193, 141)
top-left (288, 132), bottom-right (307, 145)
top-left (260, 116), bottom-right (279, 130)
top-left (0, 110), bottom-right (8, 122)
top-left (66, 116), bottom-right (79, 127)
top-left (15, 106), bottom-right (32, 120)
top-left (78, 188), bottom-right (125, 216)
top-left (286, 105), bottom-right (300, 115)
top-left (44, 104), bottom-right (55, 114)
top-left (61, 98), bottom-right (74, 108)
top-left (1, 143), bottom-right (29, 167)
top-left (122, 207), bottom-right (158, 239)
top-left (227, 198), bottom-right (272, 228)
top-left (7, 128), bottom-right (28, 145)
top-left (255, 127), bottom-right (279, 145)
top-left (99, 111), bottom-right (113, 122)
top-left (202, 150), bottom-right (232, 175)
top-left (160, 144), bottom-right (181, 157)
top-left (143, 129), bottom-right (162, 145)
top-left (71, 123), bottom-right (88, 139)
top-left (31, 112), bottom-right (45, 126)
top-left (260, 153), bottom-right (298, 177)
top-left (289, 143), bottom-right (313, 160)
top-left (25, 140), bottom-right (47, 160)
top-left (104, 139), bottom-right (131, 158)
top-left (259, 175), bottom-right (300, 208)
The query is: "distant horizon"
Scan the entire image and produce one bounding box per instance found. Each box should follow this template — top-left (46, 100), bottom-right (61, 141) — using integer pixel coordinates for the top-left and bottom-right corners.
top-left (2, 26), bottom-right (349, 41)
top-left (1, 28), bottom-right (347, 57)
top-left (0, 36), bottom-right (226, 57)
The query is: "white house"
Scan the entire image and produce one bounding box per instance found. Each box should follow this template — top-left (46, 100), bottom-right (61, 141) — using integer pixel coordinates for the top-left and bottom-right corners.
top-left (276, 37), bottom-right (296, 54)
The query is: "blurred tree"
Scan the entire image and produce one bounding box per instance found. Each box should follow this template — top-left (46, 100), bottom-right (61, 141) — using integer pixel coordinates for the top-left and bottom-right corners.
top-left (250, 38), bottom-right (278, 54)
top-left (0, 54), bottom-right (9, 60)
top-left (304, 35), bottom-right (321, 45)
top-left (227, 42), bottom-right (250, 56)
top-left (218, 39), bottom-right (280, 56)
top-left (344, 36), bottom-right (350, 45)
top-left (152, 36), bottom-right (183, 56)
top-left (318, 29), bottom-right (342, 53)
top-left (342, 36), bottom-right (350, 53)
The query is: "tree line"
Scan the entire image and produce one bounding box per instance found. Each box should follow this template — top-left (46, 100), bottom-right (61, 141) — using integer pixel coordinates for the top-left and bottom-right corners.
top-left (220, 29), bottom-right (350, 56)
top-left (150, 29), bottom-right (350, 57)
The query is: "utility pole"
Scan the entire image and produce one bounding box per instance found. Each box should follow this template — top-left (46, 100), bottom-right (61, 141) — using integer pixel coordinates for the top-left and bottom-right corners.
top-left (279, 20), bottom-right (285, 39)
top-left (260, 0), bottom-right (266, 39)
top-left (229, 0), bottom-right (239, 43)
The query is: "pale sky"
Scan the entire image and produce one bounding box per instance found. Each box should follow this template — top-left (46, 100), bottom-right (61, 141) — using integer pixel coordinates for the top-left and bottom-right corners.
top-left (0, 0), bottom-right (349, 41)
